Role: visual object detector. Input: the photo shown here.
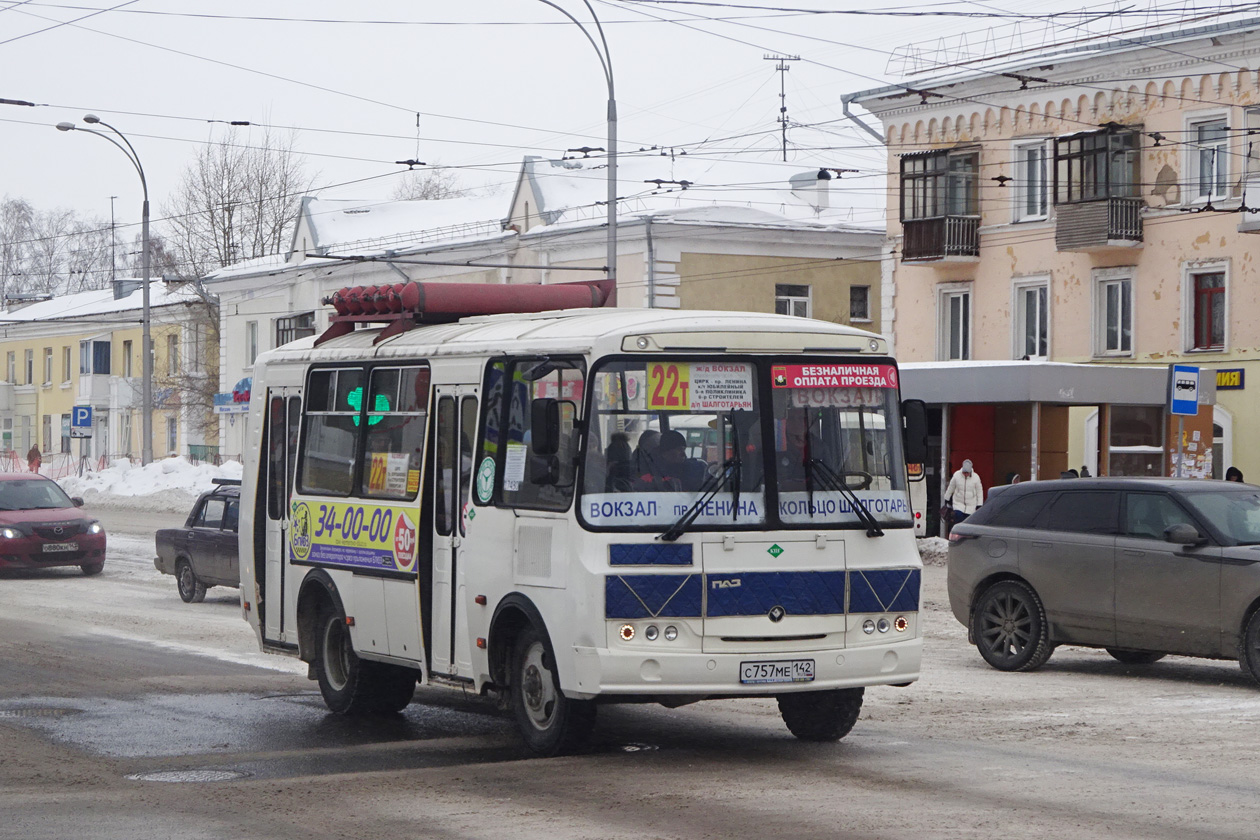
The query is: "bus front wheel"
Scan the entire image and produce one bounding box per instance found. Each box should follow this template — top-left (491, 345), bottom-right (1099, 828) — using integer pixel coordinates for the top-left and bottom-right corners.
top-left (777, 687), bottom-right (864, 741)
top-left (509, 624), bottom-right (596, 756)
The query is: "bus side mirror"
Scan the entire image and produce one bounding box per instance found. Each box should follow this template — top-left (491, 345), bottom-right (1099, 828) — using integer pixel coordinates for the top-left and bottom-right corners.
top-left (531, 399), bottom-right (561, 455)
top-left (901, 399), bottom-right (928, 464)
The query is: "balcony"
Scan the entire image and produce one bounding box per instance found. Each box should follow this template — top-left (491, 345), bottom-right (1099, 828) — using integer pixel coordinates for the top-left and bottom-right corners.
top-left (1055, 197), bottom-right (1143, 251)
top-left (901, 215), bottom-right (980, 262)
top-left (77, 373), bottom-right (111, 406)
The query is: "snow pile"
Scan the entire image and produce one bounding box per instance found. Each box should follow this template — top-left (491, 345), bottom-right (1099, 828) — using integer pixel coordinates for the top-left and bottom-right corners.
top-left (918, 536), bottom-right (950, 566)
top-left (59, 457), bottom-right (243, 513)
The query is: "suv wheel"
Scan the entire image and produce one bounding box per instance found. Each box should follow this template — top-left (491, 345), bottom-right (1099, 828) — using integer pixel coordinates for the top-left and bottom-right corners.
top-left (971, 580), bottom-right (1054, 672)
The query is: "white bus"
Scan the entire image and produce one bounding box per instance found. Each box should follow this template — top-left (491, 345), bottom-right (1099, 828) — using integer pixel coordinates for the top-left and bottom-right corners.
top-left (240, 287), bottom-right (927, 755)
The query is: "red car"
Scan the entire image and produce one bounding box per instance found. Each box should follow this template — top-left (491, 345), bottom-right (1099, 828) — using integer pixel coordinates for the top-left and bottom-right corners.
top-left (0, 473), bottom-right (106, 575)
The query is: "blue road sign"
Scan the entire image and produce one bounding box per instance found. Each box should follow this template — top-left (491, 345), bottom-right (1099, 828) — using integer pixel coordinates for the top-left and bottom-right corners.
top-left (1168, 365), bottom-right (1200, 416)
top-left (71, 406), bottom-right (92, 427)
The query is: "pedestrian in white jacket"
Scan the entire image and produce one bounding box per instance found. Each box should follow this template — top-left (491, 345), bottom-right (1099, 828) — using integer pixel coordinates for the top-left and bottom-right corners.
top-left (944, 459), bottom-right (984, 523)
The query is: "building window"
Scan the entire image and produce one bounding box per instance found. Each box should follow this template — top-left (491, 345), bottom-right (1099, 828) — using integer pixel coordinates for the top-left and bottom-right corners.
top-left (1189, 118), bottom-right (1229, 201)
top-left (1014, 139), bottom-right (1048, 221)
top-left (246, 321), bottom-right (259, 366)
top-left (119, 412), bottom-right (132, 457)
top-left (24, 349), bottom-right (33, 385)
top-left (123, 340), bottom-right (133, 378)
top-left (275, 311), bottom-right (317, 346)
top-left (166, 333), bottom-right (179, 377)
top-left (774, 284), bottom-right (811, 318)
top-left (1055, 126), bottom-right (1139, 203)
top-left (1095, 271), bottom-right (1133, 355)
top-left (167, 417), bottom-right (177, 455)
top-left (62, 346), bottom-right (70, 382)
top-left (1190, 269), bottom-right (1225, 350)
top-left (41, 414), bottom-right (51, 452)
top-left (849, 285), bottom-right (871, 322)
top-left (6, 352), bottom-right (14, 384)
top-left (1014, 280), bottom-right (1049, 359)
top-left (900, 149), bottom-right (978, 220)
top-left (79, 340), bottom-right (110, 375)
top-left (60, 414), bottom-right (70, 454)
top-left (42, 348), bottom-right (52, 385)
top-left (938, 285), bottom-right (971, 361)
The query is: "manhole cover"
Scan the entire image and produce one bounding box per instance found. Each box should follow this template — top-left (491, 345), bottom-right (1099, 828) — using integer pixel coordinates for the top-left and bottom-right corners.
top-left (0, 708), bottom-right (82, 718)
top-left (126, 769), bottom-right (251, 783)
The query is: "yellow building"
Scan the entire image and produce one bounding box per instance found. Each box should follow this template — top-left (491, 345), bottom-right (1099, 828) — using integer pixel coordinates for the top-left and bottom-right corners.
top-left (0, 280), bottom-right (216, 465)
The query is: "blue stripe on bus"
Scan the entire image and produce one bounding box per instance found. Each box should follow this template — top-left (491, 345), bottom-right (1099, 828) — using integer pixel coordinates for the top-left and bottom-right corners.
top-left (603, 568), bottom-right (921, 620)
top-left (848, 568), bottom-right (921, 613)
top-left (605, 574), bottom-right (703, 619)
top-left (609, 543), bottom-right (694, 566)
top-left (705, 571), bottom-right (846, 617)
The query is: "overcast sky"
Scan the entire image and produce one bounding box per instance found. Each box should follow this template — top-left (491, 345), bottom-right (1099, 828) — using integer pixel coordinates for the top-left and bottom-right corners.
top-left (0, 0), bottom-right (1223, 239)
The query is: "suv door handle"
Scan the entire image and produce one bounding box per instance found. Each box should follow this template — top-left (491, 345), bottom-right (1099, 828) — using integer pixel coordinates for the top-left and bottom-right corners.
top-left (1031, 540), bottom-right (1052, 548)
top-left (1121, 549), bottom-right (1145, 557)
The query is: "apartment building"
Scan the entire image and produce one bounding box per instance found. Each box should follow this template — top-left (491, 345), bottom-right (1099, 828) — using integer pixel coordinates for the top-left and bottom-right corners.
top-left (0, 281), bottom-right (216, 463)
top-left (846, 17), bottom-right (1260, 488)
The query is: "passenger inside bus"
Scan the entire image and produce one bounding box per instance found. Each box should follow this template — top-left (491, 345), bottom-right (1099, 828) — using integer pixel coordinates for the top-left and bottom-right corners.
top-left (605, 432), bottom-right (635, 492)
top-left (634, 430), bottom-right (707, 492)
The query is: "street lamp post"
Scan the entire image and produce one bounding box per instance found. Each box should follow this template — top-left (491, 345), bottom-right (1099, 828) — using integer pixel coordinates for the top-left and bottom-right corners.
top-left (56, 115), bottom-right (153, 465)
top-left (536, 0), bottom-right (617, 293)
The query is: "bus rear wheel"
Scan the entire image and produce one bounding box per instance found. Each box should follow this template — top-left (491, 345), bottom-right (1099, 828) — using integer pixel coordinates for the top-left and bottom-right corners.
top-left (777, 687), bottom-right (864, 742)
top-left (314, 605), bottom-right (415, 715)
top-left (509, 624), bottom-right (596, 756)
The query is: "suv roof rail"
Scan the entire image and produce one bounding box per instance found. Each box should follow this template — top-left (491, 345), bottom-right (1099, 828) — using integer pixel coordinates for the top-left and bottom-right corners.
top-left (211, 477), bottom-right (242, 486)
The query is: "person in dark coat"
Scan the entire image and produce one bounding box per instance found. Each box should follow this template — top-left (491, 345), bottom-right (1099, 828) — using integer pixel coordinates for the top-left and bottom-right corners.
top-left (1226, 466), bottom-right (1244, 482)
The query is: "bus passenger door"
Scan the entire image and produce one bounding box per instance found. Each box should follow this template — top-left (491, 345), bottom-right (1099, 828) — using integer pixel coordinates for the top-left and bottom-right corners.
top-left (263, 389), bottom-right (301, 644)
top-left (430, 388), bottom-right (478, 677)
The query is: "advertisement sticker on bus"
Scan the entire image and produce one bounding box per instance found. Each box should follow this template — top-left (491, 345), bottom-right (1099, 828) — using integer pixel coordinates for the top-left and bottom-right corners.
top-left (290, 499), bottom-right (418, 575)
top-left (771, 364), bottom-right (898, 390)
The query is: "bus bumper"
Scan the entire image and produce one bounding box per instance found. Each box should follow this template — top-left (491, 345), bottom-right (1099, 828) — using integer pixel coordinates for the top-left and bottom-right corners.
top-left (565, 639), bottom-right (921, 700)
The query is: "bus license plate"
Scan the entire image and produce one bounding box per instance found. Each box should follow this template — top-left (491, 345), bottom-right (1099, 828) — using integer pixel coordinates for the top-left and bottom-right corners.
top-left (740, 659), bottom-right (815, 684)
top-left (42, 543), bottom-right (76, 552)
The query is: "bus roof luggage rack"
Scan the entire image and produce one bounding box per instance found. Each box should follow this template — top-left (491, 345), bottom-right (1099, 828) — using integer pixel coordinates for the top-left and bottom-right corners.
top-left (316, 279), bottom-right (615, 346)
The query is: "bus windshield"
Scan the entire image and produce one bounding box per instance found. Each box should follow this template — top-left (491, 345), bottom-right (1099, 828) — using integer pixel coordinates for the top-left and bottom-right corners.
top-left (770, 362), bottom-right (911, 527)
top-left (580, 358), bottom-right (912, 531)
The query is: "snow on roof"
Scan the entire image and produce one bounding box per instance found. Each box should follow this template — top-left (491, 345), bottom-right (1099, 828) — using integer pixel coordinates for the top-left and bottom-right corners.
top-left (303, 194), bottom-right (510, 252)
top-left (0, 282), bottom-right (203, 323)
top-left (522, 155), bottom-right (881, 232)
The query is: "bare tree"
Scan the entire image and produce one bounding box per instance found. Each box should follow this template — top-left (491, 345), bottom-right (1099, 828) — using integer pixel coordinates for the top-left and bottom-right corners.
top-left (161, 129), bottom-right (314, 279)
top-left (0, 197), bottom-right (34, 304)
top-left (390, 168), bottom-right (464, 201)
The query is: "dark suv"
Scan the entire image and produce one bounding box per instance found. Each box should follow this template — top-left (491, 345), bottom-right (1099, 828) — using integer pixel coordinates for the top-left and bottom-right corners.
top-left (947, 477), bottom-right (1260, 683)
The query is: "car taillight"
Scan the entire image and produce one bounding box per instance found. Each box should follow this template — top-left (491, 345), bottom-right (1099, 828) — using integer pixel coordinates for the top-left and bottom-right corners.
top-left (948, 531), bottom-right (975, 543)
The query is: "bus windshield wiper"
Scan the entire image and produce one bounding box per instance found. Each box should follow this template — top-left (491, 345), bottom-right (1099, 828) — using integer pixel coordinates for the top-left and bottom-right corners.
top-left (659, 456), bottom-right (741, 542)
top-left (805, 458), bottom-right (884, 537)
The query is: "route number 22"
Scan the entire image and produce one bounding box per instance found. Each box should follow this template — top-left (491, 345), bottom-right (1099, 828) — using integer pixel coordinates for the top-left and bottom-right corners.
top-left (648, 363), bottom-right (690, 410)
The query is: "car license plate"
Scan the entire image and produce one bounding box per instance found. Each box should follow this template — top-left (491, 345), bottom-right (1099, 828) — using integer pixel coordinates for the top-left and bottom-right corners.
top-left (739, 659), bottom-right (815, 684)
top-left (42, 543), bottom-right (76, 552)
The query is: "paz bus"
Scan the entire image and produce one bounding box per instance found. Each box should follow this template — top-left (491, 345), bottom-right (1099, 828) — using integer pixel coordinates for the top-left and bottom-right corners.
top-left (239, 280), bottom-right (928, 755)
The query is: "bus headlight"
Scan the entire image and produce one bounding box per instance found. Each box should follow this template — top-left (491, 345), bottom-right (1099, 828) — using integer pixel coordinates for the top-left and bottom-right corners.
top-left (619, 624), bottom-right (635, 641)
top-left (877, 619), bottom-right (890, 633)
top-left (644, 625), bottom-right (659, 641)
top-left (663, 625), bottom-right (678, 641)
top-left (895, 616), bottom-right (908, 632)
top-left (862, 619), bottom-right (876, 634)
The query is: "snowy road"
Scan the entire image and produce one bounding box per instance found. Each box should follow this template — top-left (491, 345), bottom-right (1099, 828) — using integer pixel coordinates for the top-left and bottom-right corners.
top-left (2, 510), bottom-right (1260, 838)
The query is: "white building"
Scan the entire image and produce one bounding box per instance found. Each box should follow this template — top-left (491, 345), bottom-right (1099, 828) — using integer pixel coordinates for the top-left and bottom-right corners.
top-left (207, 156), bottom-right (889, 459)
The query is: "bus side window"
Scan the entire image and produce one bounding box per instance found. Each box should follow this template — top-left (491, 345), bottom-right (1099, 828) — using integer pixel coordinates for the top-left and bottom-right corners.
top-left (360, 365), bottom-right (430, 500)
top-left (298, 368), bottom-right (364, 496)
top-left (483, 357), bottom-right (584, 512)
